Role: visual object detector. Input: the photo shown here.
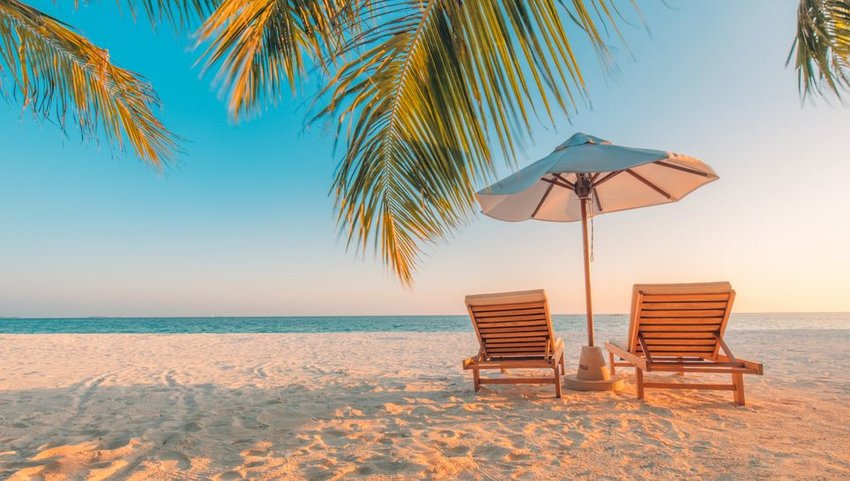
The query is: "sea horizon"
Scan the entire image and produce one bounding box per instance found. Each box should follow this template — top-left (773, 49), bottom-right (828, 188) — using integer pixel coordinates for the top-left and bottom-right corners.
top-left (2, 312), bottom-right (849, 334)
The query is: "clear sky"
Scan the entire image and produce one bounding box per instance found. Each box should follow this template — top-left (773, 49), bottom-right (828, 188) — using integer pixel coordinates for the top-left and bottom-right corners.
top-left (1, 0), bottom-right (849, 317)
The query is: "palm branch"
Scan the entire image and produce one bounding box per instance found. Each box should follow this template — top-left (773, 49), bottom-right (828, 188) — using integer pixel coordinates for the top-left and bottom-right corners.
top-left (312, 0), bottom-right (619, 285)
top-left (193, 0), bottom-right (622, 284)
top-left (791, 0), bottom-right (850, 99)
top-left (195, 0), bottom-right (358, 120)
top-left (0, 0), bottom-right (179, 166)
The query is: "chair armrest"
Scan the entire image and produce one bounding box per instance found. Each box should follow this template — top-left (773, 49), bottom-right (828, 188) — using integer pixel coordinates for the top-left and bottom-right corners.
top-left (552, 337), bottom-right (564, 360)
top-left (605, 341), bottom-right (647, 371)
top-left (716, 355), bottom-right (763, 375)
top-left (463, 352), bottom-right (485, 370)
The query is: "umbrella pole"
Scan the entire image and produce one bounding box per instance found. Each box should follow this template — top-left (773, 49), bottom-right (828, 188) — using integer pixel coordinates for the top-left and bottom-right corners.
top-left (580, 197), bottom-right (594, 347)
top-left (564, 193), bottom-right (622, 391)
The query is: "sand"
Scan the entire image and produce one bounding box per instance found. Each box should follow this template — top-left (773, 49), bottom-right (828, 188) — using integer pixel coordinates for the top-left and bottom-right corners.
top-left (1, 329), bottom-right (849, 480)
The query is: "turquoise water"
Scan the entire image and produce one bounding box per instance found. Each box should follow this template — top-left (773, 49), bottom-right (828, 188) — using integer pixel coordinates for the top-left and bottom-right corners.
top-left (1, 312), bottom-right (848, 334)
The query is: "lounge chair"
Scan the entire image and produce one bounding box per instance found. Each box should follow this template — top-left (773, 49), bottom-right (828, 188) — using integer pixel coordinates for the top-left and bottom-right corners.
top-left (605, 282), bottom-right (763, 405)
top-left (462, 290), bottom-right (565, 398)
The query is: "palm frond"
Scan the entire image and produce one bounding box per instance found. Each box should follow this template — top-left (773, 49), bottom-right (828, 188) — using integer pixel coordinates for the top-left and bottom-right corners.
top-left (790, 0), bottom-right (850, 99)
top-left (315, 0), bottom-right (620, 285)
top-left (0, 0), bottom-right (179, 166)
top-left (195, 0), bottom-right (358, 120)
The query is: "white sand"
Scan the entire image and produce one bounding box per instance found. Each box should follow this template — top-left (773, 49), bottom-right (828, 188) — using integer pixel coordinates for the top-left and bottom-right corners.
top-left (1, 329), bottom-right (849, 480)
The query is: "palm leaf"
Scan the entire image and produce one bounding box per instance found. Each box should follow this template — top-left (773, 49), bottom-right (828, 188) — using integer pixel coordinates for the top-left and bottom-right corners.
top-left (195, 0), bottom-right (358, 120)
top-left (790, 0), bottom-right (850, 99)
top-left (0, 0), bottom-right (179, 166)
top-left (315, 0), bottom-right (619, 285)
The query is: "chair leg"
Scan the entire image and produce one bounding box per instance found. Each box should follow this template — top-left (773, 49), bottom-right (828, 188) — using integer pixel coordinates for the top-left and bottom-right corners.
top-left (635, 367), bottom-right (645, 400)
top-left (733, 372), bottom-right (745, 406)
top-left (473, 368), bottom-right (480, 392)
top-left (559, 356), bottom-right (565, 375)
top-left (554, 367), bottom-right (562, 398)
top-left (609, 352), bottom-right (615, 375)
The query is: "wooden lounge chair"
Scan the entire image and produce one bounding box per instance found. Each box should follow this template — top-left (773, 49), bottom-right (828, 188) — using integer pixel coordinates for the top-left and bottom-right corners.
top-left (462, 290), bottom-right (565, 398)
top-left (605, 282), bottom-right (763, 405)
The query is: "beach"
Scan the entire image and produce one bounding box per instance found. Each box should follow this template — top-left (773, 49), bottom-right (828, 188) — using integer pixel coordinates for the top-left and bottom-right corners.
top-left (1, 329), bottom-right (849, 480)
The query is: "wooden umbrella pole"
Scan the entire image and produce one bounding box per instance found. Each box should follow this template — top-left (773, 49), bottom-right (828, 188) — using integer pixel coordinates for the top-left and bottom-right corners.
top-left (580, 196), bottom-right (594, 346)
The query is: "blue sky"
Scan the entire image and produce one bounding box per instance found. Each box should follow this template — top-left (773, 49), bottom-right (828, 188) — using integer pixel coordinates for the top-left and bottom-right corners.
top-left (2, 1), bottom-right (849, 317)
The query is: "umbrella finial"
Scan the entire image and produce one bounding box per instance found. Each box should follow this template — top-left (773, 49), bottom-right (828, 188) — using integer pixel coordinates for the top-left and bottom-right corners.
top-left (556, 133), bottom-right (610, 151)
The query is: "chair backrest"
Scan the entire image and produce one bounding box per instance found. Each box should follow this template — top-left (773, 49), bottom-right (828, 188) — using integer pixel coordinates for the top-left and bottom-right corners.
top-left (627, 282), bottom-right (735, 360)
top-left (465, 290), bottom-right (555, 360)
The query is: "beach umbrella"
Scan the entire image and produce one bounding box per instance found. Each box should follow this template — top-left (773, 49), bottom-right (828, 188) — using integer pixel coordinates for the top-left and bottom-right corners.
top-left (476, 132), bottom-right (718, 390)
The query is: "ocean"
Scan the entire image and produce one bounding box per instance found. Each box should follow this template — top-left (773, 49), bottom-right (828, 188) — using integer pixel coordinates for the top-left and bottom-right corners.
top-left (1, 312), bottom-right (848, 334)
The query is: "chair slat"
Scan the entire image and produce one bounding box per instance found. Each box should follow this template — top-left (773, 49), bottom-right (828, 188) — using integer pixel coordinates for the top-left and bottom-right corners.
top-left (487, 347), bottom-right (547, 352)
top-left (644, 339), bottom-right (716, 346)
top-left (485, 341), bottom-right (547, 348)
top-left (473, 308), bottom-right (546, 318)
top-left (471, 302), bottom-right (545, 312)
top-left (475, 314), bottom-right (548, 323)
top-left (641, 301), bottom-right (728, 310)
top-left (640, 324), bottom-right (721, 332)
top-left (478, 326), bottom-right (549, 334)
top-left (641, 309), bottom-right (726, 318)
top-left (643, 293), bottom-right (729, 302)
top-left (641, 332), bottom-right (717, 339)
top-left (639, 351), bottom-right (716, 357)
top-left (641, 345), bottom-right (716, 352)
top-left (639, 317), bottom-right (724, 325)
top-left (474, 320), bottom-right (549, 328)
top-left (481, 331), bottom-right (549, 339)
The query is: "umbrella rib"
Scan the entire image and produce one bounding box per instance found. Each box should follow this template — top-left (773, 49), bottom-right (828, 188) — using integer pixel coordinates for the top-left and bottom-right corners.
top-left (592, 187), bottom-right (603, 212)
top-left (591, 170), bottom-right (622, 188)
top-left (540, 176), bottom-right (574, 191)
top-left (531, 181), bottom-right (557, 218)
top-left (625, 169), bottom-right (672, 199)
top-left (654, 160), bottom-right (711, 177)
top-left (553, 173), bottom-right (575, 189)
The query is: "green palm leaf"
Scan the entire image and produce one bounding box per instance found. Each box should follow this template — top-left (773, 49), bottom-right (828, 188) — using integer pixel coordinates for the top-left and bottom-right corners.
top-left (791, 0), bottom-right (850, 99)
top-left (195, 0), bottom-right (357, 120)
top-left (0, 0), bottom-right (179, 166)
top-left (314, 0), bottom-right (618, 285)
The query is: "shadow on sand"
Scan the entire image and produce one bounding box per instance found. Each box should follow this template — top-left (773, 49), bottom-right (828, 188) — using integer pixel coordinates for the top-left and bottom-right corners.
top-left (0, 367), bottom-right (765, 481)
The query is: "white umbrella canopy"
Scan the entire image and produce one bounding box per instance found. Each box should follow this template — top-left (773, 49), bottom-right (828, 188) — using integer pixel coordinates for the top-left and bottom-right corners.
top-left (475, 133), bottom-right (718, 390)
top-left (478, 133), bottom-right (718, 223)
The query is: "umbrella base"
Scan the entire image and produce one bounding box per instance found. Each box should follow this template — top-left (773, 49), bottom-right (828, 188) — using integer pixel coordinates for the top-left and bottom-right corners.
top-left (564, 345), bottom-right (625, 392)
top-left (564, 375), bottom-right (624, 391)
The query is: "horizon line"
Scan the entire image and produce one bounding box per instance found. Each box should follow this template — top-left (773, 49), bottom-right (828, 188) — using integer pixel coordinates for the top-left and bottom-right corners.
top-left (2, 311), bottom-right (849, 320)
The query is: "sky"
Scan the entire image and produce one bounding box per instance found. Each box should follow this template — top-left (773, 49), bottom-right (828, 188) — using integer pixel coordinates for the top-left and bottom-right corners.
top-left (1, 1), bottom-right (849, 317)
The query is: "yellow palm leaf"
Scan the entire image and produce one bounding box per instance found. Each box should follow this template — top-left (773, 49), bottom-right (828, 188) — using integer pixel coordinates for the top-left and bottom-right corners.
top-left (0, 0), bottom-right (180, 166)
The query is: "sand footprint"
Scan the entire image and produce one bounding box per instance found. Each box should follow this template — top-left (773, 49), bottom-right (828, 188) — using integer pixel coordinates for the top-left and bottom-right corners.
top-left (213, 470), bottom-right (244, 480)
top-left (383, 402), bottom-right (411, 415)
top-left (565, 429), bottom-right (587, 448)
top-left (157, 450), bottom-right (192, 471)
top-left (7, 465), bottom-right (46, 481)
top-left (85, 459), bottom-right (129, 481)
